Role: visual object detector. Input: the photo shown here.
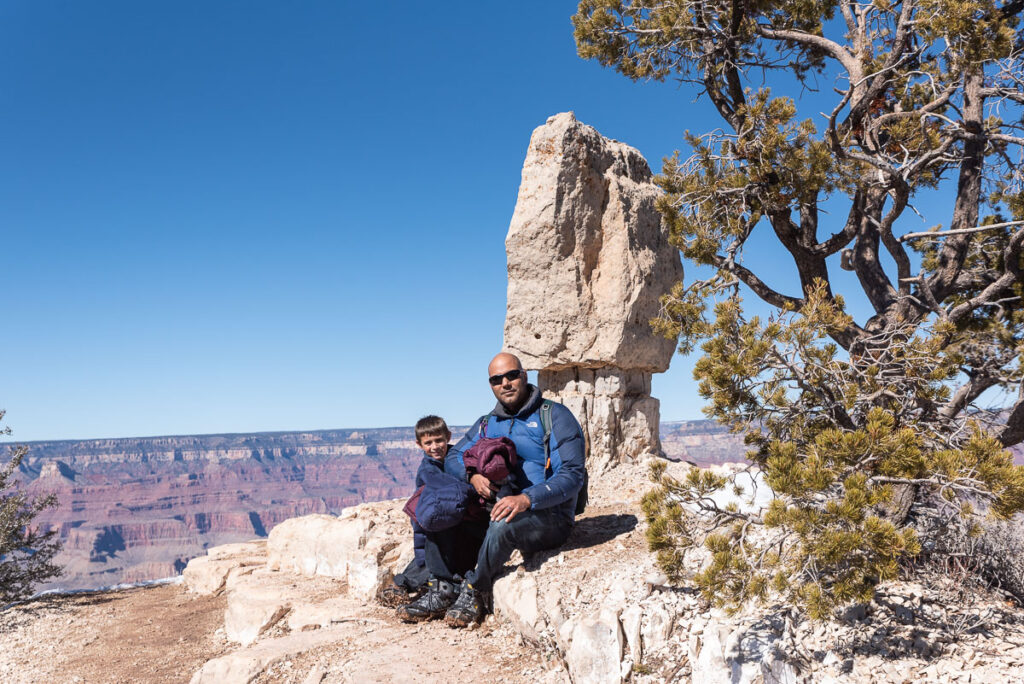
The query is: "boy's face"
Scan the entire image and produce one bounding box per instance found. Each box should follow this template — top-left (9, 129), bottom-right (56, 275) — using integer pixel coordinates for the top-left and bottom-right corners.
top-left (417, 432), bottom-right (449, 460)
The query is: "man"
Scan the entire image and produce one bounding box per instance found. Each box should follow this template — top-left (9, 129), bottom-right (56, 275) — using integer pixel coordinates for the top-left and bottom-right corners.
top-left (397, 352), bottom-right (586, 627)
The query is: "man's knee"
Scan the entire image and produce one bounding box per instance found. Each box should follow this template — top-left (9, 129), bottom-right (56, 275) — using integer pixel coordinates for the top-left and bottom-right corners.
top-left (484, 518), bottom-right (515, 545)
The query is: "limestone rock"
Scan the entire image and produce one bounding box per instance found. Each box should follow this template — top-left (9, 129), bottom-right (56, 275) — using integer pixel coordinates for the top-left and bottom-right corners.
top-left (183, 557), bottom-right (234, 596)
top-left (621, 605), bottom-right (644, 663)
top-left (493, 570), bottom-right (544, 644)
top-left (208, 540), bottom-right (267, 560)
top-left (265, 501), bottom-right (414, 601)
top-left (687, 613), bottom-right (802, 684)
top-left (224, 569), bottom-right (299, 646)
top-left (504, 111), bottom-right (682, 372)
top-left (503, 112), bottom-right (683, 471)
top-left (190, 629), bottom-right (346, 684)
top-left (286, 596), bottom-right (359, 632)
top-left (183, 541), bottom-right (266, 596)
top-left (690, 619), bottom-right (732, 684)
top-left (566, 608), bottom-right (625, 684)
top-left (267, 514), bottom-right (370, 578)
top-left (640, 602), bottom-right (675, 654)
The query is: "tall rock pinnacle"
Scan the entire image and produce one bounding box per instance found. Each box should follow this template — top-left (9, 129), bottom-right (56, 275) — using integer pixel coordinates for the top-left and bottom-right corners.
top-left (503, 112), bottom-right (684, 472)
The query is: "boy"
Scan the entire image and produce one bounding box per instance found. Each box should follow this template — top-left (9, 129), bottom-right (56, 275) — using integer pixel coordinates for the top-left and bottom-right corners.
top-left (376, 415), bottom-right (451, 607)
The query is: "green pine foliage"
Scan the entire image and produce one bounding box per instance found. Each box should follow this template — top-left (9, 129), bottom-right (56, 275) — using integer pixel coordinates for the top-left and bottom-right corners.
top-left (0, 411), bottom-right (62, 604)
top-left (574, 0), bottom-right (1024, 617)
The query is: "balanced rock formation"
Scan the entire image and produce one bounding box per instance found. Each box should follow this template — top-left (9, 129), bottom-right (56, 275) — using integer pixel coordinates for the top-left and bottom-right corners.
top-left (504, 112), bottom-right (683, 471)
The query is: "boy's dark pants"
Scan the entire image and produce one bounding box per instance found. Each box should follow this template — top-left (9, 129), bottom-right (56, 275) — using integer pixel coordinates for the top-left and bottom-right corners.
top-left (424, 508), bottom-right (573, 590)
top-left (423, 518), bottom-right (489, 583)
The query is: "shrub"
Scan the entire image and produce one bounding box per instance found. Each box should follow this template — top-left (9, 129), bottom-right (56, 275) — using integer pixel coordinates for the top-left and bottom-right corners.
top-left (0, 411), bottom-right (62, 604)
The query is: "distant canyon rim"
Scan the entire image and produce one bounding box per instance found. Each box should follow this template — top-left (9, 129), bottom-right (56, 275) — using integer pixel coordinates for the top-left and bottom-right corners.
top-left (9, 420), bottom-right (745, 593)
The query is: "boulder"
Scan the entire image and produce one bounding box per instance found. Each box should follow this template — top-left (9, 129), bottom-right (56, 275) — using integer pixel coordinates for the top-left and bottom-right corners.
top-left (266, 501), bottom-right (414, 601)
top-left (504, 112), bottom-right (682, 372)
top-left (183, 541), bottom-right (266, 596)
top-left (503, 112), bottom-right (683, 471)
top-left (182, 557), bottom-right (234, 596)
top-left (493, 569), bottom-right (544, 643)
top-left (224, 569), bottom-right (300, 646)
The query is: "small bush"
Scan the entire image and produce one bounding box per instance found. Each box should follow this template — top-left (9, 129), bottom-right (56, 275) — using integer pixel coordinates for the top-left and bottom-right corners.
top-left (0, 411), bottom-right (62, 604)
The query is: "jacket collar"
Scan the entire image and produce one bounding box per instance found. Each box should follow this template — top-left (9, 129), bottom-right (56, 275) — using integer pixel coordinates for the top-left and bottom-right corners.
top-left (492, 383), bottom-right (543, 420)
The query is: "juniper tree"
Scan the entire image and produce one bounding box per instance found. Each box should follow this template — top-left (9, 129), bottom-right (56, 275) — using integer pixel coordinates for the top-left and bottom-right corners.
top-left (0, 410), bottom-right (61, 603)
top-left (574, 0), bottom-right (1024, 617)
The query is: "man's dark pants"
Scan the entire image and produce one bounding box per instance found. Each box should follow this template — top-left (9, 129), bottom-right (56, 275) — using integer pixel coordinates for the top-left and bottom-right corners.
top-left (424, 507), bottom-right (573, 591)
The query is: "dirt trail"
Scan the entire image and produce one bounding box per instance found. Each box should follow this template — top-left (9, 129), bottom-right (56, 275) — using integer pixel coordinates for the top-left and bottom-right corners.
top-left (0, 583), bottom-right (228, 683)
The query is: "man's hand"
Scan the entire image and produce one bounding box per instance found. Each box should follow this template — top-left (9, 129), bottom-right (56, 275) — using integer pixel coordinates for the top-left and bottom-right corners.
top-left (491, 493), bottom-right (530, 522)
top-left (470, 473), bottom-right (498, 500)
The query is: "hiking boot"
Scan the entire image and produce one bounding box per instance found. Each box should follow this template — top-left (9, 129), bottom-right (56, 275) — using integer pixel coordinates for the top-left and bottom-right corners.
top-left (376, 583), bottom-right (411, 608)
top-left (445, 581), bottom-right (486, 628)
top-left (396, 578), bottom-right (457, 622)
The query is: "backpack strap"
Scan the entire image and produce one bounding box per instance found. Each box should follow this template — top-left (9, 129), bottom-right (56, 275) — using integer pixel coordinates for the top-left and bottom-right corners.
top-left (540, 399), bottom-right (553, 476)
top-left (478, 414), bottom-right (490, 438)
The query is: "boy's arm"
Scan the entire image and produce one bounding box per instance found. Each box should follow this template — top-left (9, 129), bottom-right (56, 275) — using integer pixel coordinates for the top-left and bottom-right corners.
top-left (522, 405), bottom-right (585, 511)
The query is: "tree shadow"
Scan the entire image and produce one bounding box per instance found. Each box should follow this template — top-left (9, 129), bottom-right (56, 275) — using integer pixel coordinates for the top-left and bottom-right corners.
top-left (831, 586), bottom-right (1021, 663)
top-left (517, 514), bottom-right (639, 572)
top-left (562, 513), bottom-right (638, 552)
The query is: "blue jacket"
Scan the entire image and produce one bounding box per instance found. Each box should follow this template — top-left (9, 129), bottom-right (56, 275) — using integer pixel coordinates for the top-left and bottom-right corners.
top-left (445, 385), bottom-right (585, 521)
top-left (409, 455), bottom-right (444, 565)
top-left (414, 453), bottom-right (477, 532)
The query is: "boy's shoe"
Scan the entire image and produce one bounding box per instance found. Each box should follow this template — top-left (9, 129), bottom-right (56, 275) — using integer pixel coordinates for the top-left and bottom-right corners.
top-left (445, 581), bottom-right (485, 628)
top-left (376, 583), bottom-right (411, 608)
top-left (396, 578), bottom-right (457, 622)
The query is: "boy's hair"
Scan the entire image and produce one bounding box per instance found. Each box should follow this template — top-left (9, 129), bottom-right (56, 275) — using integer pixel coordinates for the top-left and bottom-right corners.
top-left (414, 415), bottom-right (450, 442)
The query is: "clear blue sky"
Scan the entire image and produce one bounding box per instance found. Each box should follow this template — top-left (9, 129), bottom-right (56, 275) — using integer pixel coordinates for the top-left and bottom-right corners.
top-left (0, 2), bottom-right (930, 441)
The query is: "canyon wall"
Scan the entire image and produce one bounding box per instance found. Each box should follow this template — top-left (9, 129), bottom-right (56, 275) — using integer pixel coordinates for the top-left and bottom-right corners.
top-left (5, 421), bottom-right (748, 592)
top-left (16, 428), bottom-right (422, 592)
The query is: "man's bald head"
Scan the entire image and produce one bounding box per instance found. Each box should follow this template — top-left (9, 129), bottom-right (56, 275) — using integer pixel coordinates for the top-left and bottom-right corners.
top-left (488, 352), bottom-right (529, 412)
top-left (487, 352), bottom-right (523, 377)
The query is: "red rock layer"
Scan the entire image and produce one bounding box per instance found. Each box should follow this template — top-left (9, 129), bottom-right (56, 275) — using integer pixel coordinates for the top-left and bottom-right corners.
top-left (17, 427), bottom-right (425, 592)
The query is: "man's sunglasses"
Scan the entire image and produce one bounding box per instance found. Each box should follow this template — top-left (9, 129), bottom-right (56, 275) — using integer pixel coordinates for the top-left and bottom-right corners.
top-left (489, 369), bottom-right (524, 386)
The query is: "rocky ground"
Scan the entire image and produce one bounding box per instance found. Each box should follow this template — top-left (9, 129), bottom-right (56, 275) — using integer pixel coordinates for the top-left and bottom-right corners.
top-left (2, 458), bottom-right (1024, 683)
top-left (0, 580), bottom-right (556, 684)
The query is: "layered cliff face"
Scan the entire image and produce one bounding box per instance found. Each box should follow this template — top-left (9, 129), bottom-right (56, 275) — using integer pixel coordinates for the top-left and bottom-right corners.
top-left (16, 428), bottom-right (425, 592)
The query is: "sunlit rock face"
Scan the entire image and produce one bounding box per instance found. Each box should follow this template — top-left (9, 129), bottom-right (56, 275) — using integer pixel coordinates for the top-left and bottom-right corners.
top-left (504, 112), bottom-right (683, 471)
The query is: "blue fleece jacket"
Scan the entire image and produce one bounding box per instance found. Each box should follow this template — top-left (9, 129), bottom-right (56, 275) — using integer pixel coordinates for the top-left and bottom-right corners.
top-left (445, 385), bottom-right (585, 521)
